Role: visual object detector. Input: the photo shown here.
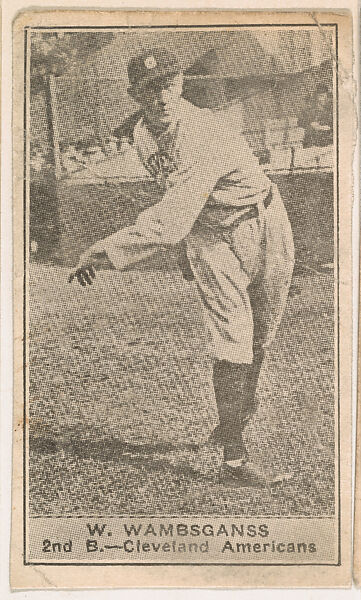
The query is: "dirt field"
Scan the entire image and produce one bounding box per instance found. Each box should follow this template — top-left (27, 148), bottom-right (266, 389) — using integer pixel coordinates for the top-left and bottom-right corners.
top-left (28, 258), bottom-right (335, 517)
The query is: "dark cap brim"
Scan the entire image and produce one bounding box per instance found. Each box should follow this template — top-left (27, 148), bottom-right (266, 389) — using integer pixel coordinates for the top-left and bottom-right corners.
top-left (127, 68), bottom-right (181, 96)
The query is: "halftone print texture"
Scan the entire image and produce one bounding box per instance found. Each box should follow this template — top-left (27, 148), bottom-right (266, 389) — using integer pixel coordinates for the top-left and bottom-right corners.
top-left (23, 21), bottom-right (343, 573)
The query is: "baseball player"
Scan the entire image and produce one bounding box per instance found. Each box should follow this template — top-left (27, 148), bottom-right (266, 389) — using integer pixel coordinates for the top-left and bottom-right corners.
top-left (70, 48), bottom-right (295, 486)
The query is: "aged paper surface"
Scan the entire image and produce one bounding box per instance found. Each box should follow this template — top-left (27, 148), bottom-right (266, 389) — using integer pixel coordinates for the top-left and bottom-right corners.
top-left (11, 9), bottom-right (353, 589)
top-left (354, 274), bottom-right (361, 586)
top-left (355, 400), bottom-right (361, 585)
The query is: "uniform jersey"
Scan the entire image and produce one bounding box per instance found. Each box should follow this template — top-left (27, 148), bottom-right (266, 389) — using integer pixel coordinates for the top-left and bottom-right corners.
top-left (98, 99), bottom-right (272, 270)
top-left (92, 98), bottom-right (294, 365)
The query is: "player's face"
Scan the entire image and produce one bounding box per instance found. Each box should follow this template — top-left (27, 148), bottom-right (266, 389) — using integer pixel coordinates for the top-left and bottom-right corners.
top-left (133, 73), bottom-right (184, 128)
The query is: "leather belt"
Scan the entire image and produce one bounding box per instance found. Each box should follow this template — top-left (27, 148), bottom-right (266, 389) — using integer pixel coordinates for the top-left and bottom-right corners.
top-left (225, 186), bottom-right (273, 231)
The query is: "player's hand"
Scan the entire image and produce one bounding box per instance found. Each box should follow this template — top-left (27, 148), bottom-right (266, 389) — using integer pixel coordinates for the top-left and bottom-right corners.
top-left (68, 263), bottom-right (96, 286)
top-left (68, 250), bottom-right (113, 286)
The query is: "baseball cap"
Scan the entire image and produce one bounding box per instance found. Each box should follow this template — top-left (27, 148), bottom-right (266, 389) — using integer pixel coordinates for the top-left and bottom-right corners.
top-left (127, 48), bottom-right (181, 94)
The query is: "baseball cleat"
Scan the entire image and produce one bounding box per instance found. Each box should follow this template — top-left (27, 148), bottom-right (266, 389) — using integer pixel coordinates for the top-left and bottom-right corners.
top-left (220, 461), bottom-right (270, 488)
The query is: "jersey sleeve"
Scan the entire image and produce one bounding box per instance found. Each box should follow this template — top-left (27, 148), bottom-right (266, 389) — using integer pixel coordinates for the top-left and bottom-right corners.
top-left (95, 148), bottom-right (234, 270)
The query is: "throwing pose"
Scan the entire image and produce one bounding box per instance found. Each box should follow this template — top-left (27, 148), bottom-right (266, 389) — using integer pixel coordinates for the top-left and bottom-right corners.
top-left (70, 48), bottom-right (295, 486)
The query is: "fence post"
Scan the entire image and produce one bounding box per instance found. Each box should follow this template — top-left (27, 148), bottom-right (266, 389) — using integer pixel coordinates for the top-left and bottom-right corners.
top-left (46, 75), bottom-right (62, 179)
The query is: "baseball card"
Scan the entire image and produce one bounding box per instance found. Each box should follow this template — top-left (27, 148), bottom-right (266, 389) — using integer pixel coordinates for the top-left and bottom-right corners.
top-left (9, 6), bottom-right (354, 589)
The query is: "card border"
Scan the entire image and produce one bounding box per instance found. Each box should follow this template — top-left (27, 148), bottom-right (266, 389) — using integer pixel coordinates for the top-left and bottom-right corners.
top-left (22, 21), bottom-right (340, 569)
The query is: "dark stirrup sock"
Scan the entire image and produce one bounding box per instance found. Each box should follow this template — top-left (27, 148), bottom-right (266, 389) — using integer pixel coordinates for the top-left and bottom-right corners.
top-left (212, 353), bottom-right (265, 462)
top-left (212, 359), bottom-right (251, 461)
top-left (243, 348), bottom-right (265, 422)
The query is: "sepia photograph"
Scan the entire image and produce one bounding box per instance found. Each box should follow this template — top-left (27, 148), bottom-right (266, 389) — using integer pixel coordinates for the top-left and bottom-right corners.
top-left (10, 9), bottom-right (354, 588)
top-left (29, 23), bottom-right (335, 515)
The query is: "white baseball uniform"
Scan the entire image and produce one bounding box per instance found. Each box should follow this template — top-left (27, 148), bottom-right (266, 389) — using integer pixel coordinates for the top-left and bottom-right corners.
top-left (94, 99), bottom-right (294, 364)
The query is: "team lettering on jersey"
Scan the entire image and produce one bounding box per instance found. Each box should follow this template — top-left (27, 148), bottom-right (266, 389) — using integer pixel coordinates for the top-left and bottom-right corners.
top-left (145, 150), bottom-right (179, 184)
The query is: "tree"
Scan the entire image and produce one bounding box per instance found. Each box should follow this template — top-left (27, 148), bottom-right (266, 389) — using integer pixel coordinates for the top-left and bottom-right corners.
top-left (30, 32), bottom-right (115, 174)
top-left (31, 32), bottom-right (115, 92)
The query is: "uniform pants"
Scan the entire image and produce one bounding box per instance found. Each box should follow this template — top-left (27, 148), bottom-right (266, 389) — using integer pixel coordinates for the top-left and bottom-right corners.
top-left (185, 185), bottom-right (295, 365)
